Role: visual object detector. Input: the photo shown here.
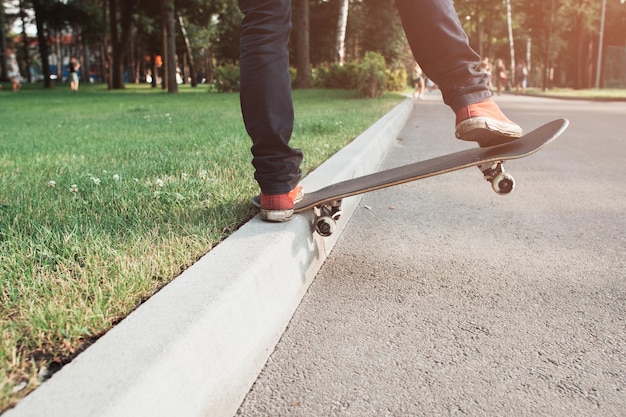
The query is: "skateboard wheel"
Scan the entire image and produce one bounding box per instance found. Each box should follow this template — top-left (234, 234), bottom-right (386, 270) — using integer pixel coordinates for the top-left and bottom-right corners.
top-left (492, 173), bottom-right (515, 195)
top-left (315, 216), bottom-right (336, 237)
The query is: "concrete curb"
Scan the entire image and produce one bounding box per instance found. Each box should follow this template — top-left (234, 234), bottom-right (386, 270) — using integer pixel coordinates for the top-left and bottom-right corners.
top-left (4, 99), bottom-right (413, 417)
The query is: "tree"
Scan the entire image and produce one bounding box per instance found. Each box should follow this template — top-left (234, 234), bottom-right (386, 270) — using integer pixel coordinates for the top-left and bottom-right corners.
top-left (455, 0), bottom-right (507, 60)
top-left (505, 0), bottom-right (515, 84)
top-left (161, 0), bottom-right (177, 92)
top-left (349, 0), bottom-right (407, 65)
top-left (177, 12), bottom-right (197, 87)
top-left (293, 0), bottom-right (311, 88)
top-left (335, 0), bottom-right (348, 65)
top-left (9, 0), bottom-right (622, 91)
top-left (0, 2), bottom-right (8, 81)
top-left (108, 0), bottom-right (137, 89)
top-left (309, 0), bottom-right (339, 64)
top-left (32, 0), bottom-right (53, 88)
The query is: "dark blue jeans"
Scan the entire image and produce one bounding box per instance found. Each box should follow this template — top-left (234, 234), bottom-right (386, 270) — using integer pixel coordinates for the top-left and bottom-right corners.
top-left (238, 0), bottom-right (491, 194)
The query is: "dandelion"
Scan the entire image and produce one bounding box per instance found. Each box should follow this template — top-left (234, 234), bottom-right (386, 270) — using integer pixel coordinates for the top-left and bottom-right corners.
top-left (156, 178), bottom-right (164, 187)
top-left (113, 174), bottom-right (120, 181)
top-left (70, 184), bottom-right (78, 193)
top-left (47, 180), bottom-right (56, 188)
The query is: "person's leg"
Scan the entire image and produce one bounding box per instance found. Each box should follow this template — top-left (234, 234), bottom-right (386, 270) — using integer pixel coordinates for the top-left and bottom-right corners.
top-left (395, 0), bottom-right (522, 146)
top-left (395, 0), bottom-right (488, 110)
top-left (238, 0), bottom-right (303, 196)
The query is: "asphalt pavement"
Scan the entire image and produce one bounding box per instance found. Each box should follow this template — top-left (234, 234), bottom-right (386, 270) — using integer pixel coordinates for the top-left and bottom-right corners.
top-left (236, 93), bottom-right (626, 416)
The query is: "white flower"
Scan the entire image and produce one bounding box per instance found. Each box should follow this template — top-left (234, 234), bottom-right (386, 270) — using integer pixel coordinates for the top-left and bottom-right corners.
top-left (156, 178), bottom-right (164, 187)
top-left (199, 170), bottom-right (208, 179)
top-left (47, 180), bottom-right (56, 188)
top-left (153, 191), bottom-right (160, 198)
top-left (175, 193), bottom-right (185, 201)
top-left (70, 184), bottom-right (78, 193)
top-left (181, 173), bottom-right (188, 180)
top-left (92, 177), bottom-right (101, 185)
top-left (113, 174), bottom-right (120, 181)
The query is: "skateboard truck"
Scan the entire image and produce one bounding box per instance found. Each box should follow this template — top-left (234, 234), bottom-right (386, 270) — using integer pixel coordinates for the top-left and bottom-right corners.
top-left (478, 162), bottom-right (515, 195)
top-left (313, 199), bottom-right (342, 237)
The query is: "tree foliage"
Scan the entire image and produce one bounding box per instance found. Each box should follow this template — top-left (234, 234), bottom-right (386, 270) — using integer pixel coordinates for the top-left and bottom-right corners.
top-left (2, 0), bottom-right (625, 90)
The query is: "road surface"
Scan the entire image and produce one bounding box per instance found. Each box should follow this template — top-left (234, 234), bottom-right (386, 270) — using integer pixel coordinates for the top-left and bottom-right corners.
top-left (237, 93), bottom-right (626, 416)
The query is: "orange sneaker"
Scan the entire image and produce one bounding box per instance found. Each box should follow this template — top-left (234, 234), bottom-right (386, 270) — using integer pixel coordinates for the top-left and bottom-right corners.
top-left (455, 98), bottom-right (523, 147)
top-left (260, 185), bottom-right (303, 222)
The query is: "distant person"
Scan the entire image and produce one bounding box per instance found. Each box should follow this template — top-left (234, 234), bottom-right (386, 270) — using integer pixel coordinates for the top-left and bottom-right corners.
top-left (6, 47), bottom-right (21, 92)
top-left (515, 61), bottom-right (528, 95)
top-left (480, 57), bottom-right (493, 93)
top-left (494, 59), bottom-right (508, 95)
top-left (68, 57), bottom-right (81, 91)
top-left (412, 63), bottom-right (425, 100)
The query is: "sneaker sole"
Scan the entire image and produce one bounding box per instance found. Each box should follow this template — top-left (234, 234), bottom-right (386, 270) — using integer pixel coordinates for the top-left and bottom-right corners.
top-left (456, 117), bottom-right (523, 147)
top-left (260, 208), bottom-right (294, 222)
top-left (258, 188), bottom-right (304, 223)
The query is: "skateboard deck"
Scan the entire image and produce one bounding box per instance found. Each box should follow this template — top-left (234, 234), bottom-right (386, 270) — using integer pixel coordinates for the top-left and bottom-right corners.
top-left (253, 118), bottom-right (569, 236)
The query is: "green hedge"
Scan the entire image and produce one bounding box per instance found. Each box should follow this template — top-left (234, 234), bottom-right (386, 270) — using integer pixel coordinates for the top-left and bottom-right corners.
top-left (213, 51), bottom-right (408, 96)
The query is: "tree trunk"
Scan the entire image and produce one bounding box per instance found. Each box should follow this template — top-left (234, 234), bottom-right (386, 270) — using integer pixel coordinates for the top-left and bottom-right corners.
top-left (55, 30), bottom-right (62, 80)
top-left (162, 0), bottom-right (177, 93)
top-left (0, 3), bottom-right (7, 81)
top-left (543, 0), bottom-right (556, 91)
top-left (33, 0), bottom-right (52, 88)
top-left (109, 0), bottom-right (123, 88)
top-left (335, 0), bottom-right (349, 65)
top-left (294, 0), bottom-right (311, 88)
top-left (101, 0), bottom-right (108, 86)
top-left (178, 13), bottom-right (197, 87)
top-left (81, 32), bottom-right (89, 84)
top-left (109, 0), bottom-right (135, 89)
top-left (150, 51), bottom-right (158, 88)
top-left (505, 0), bottom-right (515, 85)
top-left (205, 48), bottom-right (214, 84)
top-left (20, 2), bottom-right (32, 83)
top-left (594, 0), bottom-right (606, 89)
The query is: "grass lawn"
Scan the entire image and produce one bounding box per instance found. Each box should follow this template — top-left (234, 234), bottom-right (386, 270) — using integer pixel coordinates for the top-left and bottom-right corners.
top-left (0, 82), bottom-right (405, 411)
top-left (525, 87), bottom-right (626, 100)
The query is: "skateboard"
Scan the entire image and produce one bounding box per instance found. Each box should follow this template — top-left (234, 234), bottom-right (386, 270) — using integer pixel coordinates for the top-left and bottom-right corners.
top-left (253, 118), bottom-right (569, 237)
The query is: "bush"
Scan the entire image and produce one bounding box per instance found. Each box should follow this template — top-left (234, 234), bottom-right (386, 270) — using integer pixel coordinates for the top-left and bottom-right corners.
top-left (358, 52), bottom-right (386, 98)
top-left (289, 67), bottom-right (298, 85)
top-left (213, 64), bottom-right (239, 93)
top-left (313, 62), bottom-right (360, 90)
top-left (386, 67), bottom-right (407, 92)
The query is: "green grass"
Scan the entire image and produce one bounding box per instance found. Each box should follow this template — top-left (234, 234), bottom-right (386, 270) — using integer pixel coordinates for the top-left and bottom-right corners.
top-left (525, 87), bottom-right (626, 100)
top-left (0, 83), bottom-right (405, 410)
